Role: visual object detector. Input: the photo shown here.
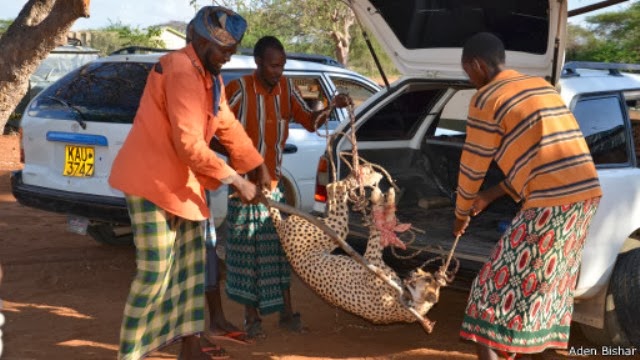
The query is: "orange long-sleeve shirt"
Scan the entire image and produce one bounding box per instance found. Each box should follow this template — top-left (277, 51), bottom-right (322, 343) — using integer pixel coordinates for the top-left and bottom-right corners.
top-left (109, 44), bottom-right (263, 221)
top-left (455, 70), bottom-right (602, 219)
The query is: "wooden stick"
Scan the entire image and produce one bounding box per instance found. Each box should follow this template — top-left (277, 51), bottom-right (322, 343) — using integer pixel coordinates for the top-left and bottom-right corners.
top-left (442, 234), bottom-right (461, 272)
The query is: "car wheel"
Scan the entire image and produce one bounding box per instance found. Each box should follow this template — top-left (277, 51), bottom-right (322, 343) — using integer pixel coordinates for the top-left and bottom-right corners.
top-left (280, 177), bottom-right (298, 208)
top-left (87, 223), bottom-right (134, 246)
top-left (610, 248), bottom-right (640, 345)
top-left (579, 248), bottom-right (640, 346)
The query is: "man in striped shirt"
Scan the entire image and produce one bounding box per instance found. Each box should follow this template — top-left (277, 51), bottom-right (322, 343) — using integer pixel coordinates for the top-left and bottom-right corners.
top-left (221, 36), bottom-right (351, 339)
top-left (454, 33), bottom-right (602, 359)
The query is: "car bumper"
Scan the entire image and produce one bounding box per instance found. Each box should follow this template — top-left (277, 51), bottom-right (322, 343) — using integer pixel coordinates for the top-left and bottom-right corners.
top-left (10, 170), bottom-right (130, 224)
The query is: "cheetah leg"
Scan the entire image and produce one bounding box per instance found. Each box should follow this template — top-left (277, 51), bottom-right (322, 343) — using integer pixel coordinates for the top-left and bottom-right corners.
top-left (363, 226), bottom-right (385, 265)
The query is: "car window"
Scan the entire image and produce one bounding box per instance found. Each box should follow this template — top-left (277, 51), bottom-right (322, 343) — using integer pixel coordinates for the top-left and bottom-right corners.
top-left (573, 94), bottom-right (630, 166)
top-left (290, 76), bottom-right (328, 110)
top-left (33, 62), bottom-right (153, 124)
top-left (436, 89), bottom-right (475, 135)
top-left (31, 52), bottom-right (99, 84)
top-left (356, 88), bottom-right (444, 141)
top-left (288, 75), bottom-right (339, 123)
top-left (329, 76), bottom-right (377, 107)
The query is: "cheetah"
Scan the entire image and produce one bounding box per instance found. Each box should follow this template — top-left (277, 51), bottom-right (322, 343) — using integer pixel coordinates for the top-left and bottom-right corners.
top-left (268, 166), bottom-right (444, 331)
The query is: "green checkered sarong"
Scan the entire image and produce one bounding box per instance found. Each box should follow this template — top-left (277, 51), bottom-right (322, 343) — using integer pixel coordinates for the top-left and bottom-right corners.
top-left (119, 196), bottom-right (206, 360)
top-left (225, 186), bottom-right (290, 315)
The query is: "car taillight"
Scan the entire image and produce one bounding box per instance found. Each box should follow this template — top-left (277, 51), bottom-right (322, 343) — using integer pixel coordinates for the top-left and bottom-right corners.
top-left (314, 155), bottom-right (329, 203)
top-left (19, 126), bottom-right (24, 163)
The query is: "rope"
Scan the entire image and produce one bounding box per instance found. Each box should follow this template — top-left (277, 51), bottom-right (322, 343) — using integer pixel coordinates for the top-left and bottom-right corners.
top-left (318, 101), bottom-right (460, 271)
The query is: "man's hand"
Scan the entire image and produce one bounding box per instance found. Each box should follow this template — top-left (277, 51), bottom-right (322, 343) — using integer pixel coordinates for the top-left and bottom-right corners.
top-left (471, 191), bottom-right (492, 217)
top-left (453, 216), bottom-right (470, 237)
top-left (229, 175), bottom-right (262, 205)
top-left (333, 93), bottom-right (353, 108)
top-left (249, 163), bottom-right (271, 190)
top-left (470, 184), bottom-right (507, 216)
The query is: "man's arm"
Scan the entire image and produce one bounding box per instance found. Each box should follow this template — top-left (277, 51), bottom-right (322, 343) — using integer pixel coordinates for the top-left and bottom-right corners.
top-left (454, 113), bottom-right (502, 219)
top-left (288, 79), bottom-right (351, 132)
top-left (163, 56), bottom-right (242, 182)
top-left (452, 104), bottom-right (502, 237)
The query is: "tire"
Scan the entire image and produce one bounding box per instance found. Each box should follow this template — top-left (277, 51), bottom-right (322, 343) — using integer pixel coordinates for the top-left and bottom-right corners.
top-left (610, 248), bottom-right (640, 346)
top-left (579, 303), bottom-right (629, 346)
top-left (280, 177), bottom-right (298, 208)
top-left (579, 248), bottom-right (640, 346)
top-left (87, 223), bottom-right (134, 246)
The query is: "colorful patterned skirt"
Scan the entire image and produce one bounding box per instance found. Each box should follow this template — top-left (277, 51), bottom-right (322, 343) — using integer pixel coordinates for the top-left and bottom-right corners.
top-left (225, 186), bottom-right (290, 315)
top-left (119, 196), bottom-right (206, 360)
top-left (460, 197), bottom-right (600, 354)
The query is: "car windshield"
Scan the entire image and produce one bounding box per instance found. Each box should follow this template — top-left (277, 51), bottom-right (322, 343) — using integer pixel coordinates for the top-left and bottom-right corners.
top-left (31, 51), bottom-right (100, 83)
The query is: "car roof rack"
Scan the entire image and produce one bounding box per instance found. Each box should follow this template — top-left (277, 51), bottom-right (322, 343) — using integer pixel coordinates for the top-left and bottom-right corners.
top-left (237, 48), bottom-right (344, 68)
top-left (109, 46), bottom-right (174, 56)
top-left (562, 61), bottom-right (640, 77)
top-left (286, 52), bottom-right (344, 68)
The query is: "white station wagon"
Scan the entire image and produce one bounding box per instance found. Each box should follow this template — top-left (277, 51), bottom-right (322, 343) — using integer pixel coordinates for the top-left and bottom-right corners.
top-left (11, 48), bottom-right (379, 245)
top-left (313, 0), bottom-right (640, 347)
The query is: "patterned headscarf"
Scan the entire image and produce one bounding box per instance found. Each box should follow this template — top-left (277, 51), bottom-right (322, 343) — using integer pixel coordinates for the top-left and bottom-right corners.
top-left (191, 6), bottom-right (247, 47)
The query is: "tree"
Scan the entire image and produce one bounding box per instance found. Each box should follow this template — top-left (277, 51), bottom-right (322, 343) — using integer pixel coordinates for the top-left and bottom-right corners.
top-left (0, 0), bottom-right (90, 132)
top-left (210, 0), bottom-right (356, 66)
top-left (566, 2), bottom-right (640, 63)
top-left (193, 0), bottom-right (397, 79)
top-left (90, 22), bottom-right (165, 55)
top-left (0, 20), bottom-right (12, 35)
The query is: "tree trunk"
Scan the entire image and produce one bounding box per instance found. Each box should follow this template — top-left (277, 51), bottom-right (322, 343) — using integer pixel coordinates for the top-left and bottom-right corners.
top-left (0, 0), bottom-right (90, 132)
top-left (330, 7), bottom-right (354, 67)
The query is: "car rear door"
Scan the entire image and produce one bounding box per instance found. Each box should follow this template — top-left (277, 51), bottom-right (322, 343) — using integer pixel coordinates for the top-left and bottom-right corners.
top-left (346, 0), bottom-right (567, 84)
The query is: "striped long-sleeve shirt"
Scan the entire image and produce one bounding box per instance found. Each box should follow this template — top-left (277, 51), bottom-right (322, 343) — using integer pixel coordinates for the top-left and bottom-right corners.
top-left (455, 69), bottom-right (602, 219)
top-left (225, 72), bottom-right (316, 190)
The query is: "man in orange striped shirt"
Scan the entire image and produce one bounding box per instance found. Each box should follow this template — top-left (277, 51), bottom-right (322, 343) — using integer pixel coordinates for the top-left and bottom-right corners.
top-left (454, 33), bottom-right (602, 360)
top-left (221, 36), bottom-right (351, 339)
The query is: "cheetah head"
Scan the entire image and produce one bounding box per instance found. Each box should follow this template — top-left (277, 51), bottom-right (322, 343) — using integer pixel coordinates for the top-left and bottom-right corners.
top-left (402, 268), bottom-right (447, 315)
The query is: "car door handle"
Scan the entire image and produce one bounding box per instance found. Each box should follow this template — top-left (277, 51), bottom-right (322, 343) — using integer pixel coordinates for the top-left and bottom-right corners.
top-left (284, 143), bottom-right (298, 154)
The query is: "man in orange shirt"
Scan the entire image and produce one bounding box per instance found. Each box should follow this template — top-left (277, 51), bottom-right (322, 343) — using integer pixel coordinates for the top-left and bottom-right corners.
top-left (221, 36), bottom-right (351, 339)
top-left (453, 33), bottom-right (601, 360)
top-left (109, 7), bottom-right (269, 360)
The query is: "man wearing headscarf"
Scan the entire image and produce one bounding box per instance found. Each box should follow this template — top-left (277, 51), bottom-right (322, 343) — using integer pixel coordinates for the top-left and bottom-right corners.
top-left (109, 6), bottom-right (269, 360)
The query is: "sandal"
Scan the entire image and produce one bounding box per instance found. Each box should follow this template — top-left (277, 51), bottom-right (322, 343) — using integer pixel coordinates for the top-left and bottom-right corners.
top-left (279, 312), bottom-right (308, 334)
top-left (203, 330), bottom-right (254, 345)
top-left (243, 318), bottom-right (266, 340)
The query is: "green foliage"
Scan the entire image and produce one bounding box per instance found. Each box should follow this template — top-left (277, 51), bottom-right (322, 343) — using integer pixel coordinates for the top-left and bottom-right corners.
top-left (0, 19), bottom-right (13, 37)
top-left (89, 21), bottom-right (166, 56)
top-left (212, 0), bottom-right (398, 80)
top-left (567, 3), bottom-right (640, 63)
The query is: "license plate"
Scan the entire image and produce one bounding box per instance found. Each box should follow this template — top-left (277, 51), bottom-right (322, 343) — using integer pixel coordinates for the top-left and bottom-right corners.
top-left (64, 145), bottom-right (95, 177)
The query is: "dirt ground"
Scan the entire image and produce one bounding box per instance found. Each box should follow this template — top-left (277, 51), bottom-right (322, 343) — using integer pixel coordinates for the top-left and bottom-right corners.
top-left (0, 134), bottom-right (629, 360)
